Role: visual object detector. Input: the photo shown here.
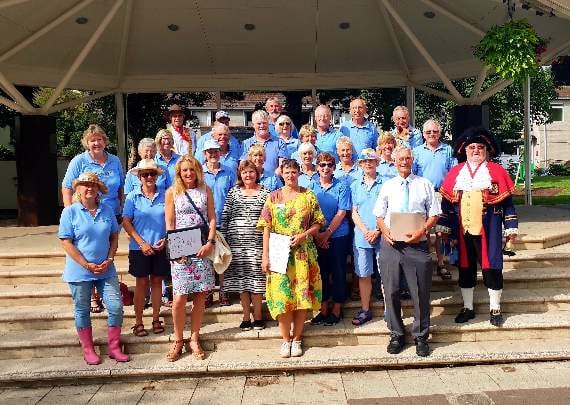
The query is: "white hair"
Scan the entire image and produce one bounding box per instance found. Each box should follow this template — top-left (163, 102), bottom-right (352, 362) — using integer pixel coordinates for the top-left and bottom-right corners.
top-left (298, 142), bottom-right (316, 155)
top-left (138, 137), bottom-right (156, 156)
top-left (252, 110), bottom-right (269, 123)
top-left (422, 119), bottom-right (441, 132)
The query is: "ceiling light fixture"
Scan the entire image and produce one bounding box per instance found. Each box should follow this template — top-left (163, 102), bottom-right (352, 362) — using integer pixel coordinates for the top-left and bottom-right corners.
top-left (423, 11), bottom-right (436, 19)
top-left (168, 24), bottom-right (179, 31)
top-left (244, 23), bottom-right (255, 31)
top-left (339, 22), bottom-right (350, 29)
top-left (75, 16), bottom-right (88, 24)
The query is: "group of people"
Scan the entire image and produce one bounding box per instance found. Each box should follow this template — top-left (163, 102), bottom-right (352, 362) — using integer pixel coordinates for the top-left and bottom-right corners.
top-left (58, 96), bottom-right (518, 365)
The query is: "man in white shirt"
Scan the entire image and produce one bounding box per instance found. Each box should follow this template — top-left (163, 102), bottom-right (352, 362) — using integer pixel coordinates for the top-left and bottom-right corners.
top-left (373, 146), bottom-right (441, 357)
top-left (164, 104), bottom-right (197, 156)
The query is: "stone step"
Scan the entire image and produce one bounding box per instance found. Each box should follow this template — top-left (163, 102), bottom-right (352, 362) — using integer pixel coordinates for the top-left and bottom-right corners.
top-left (0, 266), bottom-right (136, 285)
top-left (0, 311), bottom-right (568, 361)
top-left (0, 251), bottom-right (130, 267)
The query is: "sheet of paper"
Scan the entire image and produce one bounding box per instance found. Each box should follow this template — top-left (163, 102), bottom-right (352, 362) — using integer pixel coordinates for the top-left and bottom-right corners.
top-left (390, 212), bottom-right (426, 241)
top-left (269, 232), bottom-right (291, 274)
top-left (167, 227), bottom-right (202, 259)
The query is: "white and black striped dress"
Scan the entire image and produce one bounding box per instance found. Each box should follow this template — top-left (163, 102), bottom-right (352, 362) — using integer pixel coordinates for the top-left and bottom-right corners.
top-left (220, 186), bottom-right (270, 294)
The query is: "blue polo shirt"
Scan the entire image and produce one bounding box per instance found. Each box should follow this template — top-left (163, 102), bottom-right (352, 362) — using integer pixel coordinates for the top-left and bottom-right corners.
top-left (334, 162), bottom-right (362, 187)
top-left (123, 172), bottom-right (167, 195)
top-left (269, 122), bottom-right (299, 139)
top-left (350, 175), bottom-right (383, 248)
top-left (154, 152), bottom-right (181, 190)
top-left (339, 119), bottom-right (379, 157)
top-left (412, 142), bottom-right (457, 190)
top-left (195, 131), bottom-right (242, 165)
top-left (377, 159), bottom-right (397, 182)
top-left (315, 128), bottom-right (342, 161)
top-left (309, 178), bottom-right (351, 238)
top-left (280, 137), bottom-right (300, 159)
top-left (58, 202), bottom-right (119, 282)
top-left (62, 151), bottom-right (125, 215)
top-left (299, 170), bottom-right (319, 188)
top-left (203, 163), bottom-right (237, 224)
top-left (391, 126), bottom-right (424, 149)
top-left (122, 188), bottom-right (167, 250)
top-left (241, 136), bottom-right (286, 173)
top-left (259, 170), bottom-right (283, 191)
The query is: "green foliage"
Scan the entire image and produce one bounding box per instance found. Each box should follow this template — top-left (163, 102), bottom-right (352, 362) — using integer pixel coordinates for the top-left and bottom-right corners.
top-left (513, 175), bottom-right (570, 205)
top-left (475, 20), bottom-right (542, 82)
top-left (549, 163), bottom-right (570, 176)
top-left (0, 144), bottom-right (15, 160)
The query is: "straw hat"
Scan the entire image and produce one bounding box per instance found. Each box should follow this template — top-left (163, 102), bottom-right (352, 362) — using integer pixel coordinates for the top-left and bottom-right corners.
top-left (164, 104), bottom-right (188, 121)
top-left (129, 159), bottom-right (165, 177)
top-left (72, 172), bottom-right (108, 194)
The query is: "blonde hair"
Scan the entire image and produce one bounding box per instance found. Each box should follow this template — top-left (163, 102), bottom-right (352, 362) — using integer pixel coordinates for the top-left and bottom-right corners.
top-left (247, 143), bottom-right (266, 159)
top-left (71, 187), bottom-right (101, 205)
top-left (155, 129), bottom-right (173, 148)
top-left (378, 132), bottom-right (397, 149)
top-left (171, 155), bottom-right (205, 196)
top-left (81, 124), bottom-right (109, 150)
top-left (299, 124), bottom-right (317, 142)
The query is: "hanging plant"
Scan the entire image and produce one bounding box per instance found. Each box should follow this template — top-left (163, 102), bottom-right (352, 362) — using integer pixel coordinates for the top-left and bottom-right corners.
top-left (474, 20), bottom-right (545, 82)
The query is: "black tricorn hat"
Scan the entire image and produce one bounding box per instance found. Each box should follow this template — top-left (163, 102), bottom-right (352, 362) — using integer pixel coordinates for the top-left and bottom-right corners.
top-left (453, 126), bottom-right (500, 160)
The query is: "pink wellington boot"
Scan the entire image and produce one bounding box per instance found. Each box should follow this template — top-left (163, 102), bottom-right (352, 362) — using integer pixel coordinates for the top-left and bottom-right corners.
top-left (107, 326), bottom-right (130, 362)
top-left (77, 326), bottom-right (102, 365)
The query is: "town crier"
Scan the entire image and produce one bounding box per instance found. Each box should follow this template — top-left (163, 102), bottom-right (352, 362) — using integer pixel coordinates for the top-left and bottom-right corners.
top-left (439, 127), bottom-right (518, 327)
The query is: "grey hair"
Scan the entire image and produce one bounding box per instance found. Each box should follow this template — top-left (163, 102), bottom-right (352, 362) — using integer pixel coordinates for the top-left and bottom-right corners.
top-left (422, 119), bottom-right (441, 132)
top-left (336, 135), bottom-right (353, 149)
top-left (275, 114), bottom-right (292, 126)
top-left (392, 105), bottom-right (409, 118)
top-left (138, 138), bottom-right (156, 156)
top-left (212, 122), bottom-right (229, 134)
top-left (252, 110), bottom-right (269, 123)
top-left (314, 104), bottom-right (332, 116)
top-left (394, 145), bottom-right (414, 159)
top-left (298, 142), bottom-right (316, 155)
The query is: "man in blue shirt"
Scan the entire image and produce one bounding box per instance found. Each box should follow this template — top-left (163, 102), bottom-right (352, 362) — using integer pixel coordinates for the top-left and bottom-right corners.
top-left (391, 106), bottom-right (423, 149)
top-left (340, 98), bottom-right (379, 157)
top-left (197, 122), bottom-right (240, 172)
top-left (195, 111), bottom-right (242, 162)
top-left (315, 105), bottom-right (342, 161)
top-left (412, 119), bottom-right (457, 280)
top-left (266, 96), bottom-right (299, 139)
top-left (241, 110), bottom-right (286, 174)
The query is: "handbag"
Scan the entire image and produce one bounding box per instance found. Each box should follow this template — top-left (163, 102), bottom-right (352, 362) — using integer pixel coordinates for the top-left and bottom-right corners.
top-left (184, 191), bottom-right (232, 274)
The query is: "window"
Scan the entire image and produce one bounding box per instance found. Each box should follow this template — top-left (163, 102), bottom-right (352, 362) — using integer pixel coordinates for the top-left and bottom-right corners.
top-left (550, 104), bottom-right (563, 122)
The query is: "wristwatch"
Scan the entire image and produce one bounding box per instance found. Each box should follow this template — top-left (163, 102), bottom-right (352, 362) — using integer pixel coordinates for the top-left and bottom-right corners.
top-left (207, 239), bottom-right (216, 245)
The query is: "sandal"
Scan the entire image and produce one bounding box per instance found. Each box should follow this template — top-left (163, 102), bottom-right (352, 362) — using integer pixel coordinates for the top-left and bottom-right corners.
top-left (131, 324), bottom-right (148, 337)
top-left (189, 339), bottom-right (206, 360)
top-left (437, 265), bottom-right (452, 280)
top-left (351, 309), bottom-right (373, 326)
top-left (151, 320), bottom-right (165, 334)
top-left (166, 339), bottom-right (189, 362)
top-left (219, 291), bottom-right (230, 306)
top-left (90, 296), bottom-right (104, 313)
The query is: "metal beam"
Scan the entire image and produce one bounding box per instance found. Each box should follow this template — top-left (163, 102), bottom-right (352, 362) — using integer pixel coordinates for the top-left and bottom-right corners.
top-left (0, 71), bottom-right (35, 112)
top-left (418, 0), bottom-right (485, 37)
top-left (0, 0), bottom-right (96, 63)
top-left (377, 0), bottom-right (410, 76)
top-left (523, 75), bottom-right (532, 205)
top-left (115, 92), bottom-right (127, 169)
top-left (382, 0), bottom-right (464, 104)
top-left (46, 89), bottom-right (116, 114)
top-left (0, 95), bottom-right (25, 113)
top-left (478, 79), bottom-right (513, 103)
top-left (42, 0), bottom-right (125, 113)
top-left (0, 0), bottom-right (33, 9)
top-left (115, 0), bottom-right (133, 85)
top-left (413, 83), bottom-right (456, 102)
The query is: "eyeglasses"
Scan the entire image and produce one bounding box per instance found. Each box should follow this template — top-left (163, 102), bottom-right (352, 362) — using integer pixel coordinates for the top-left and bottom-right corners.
top-left (140, 172), bottom-right (157, 178)
top-left (318, 162), bottom-right (334, 168)
top-left (424, 130), bottom-right (440, 134)
top-left (467, 144), bottom-right (486, 151)
top-left (278, 122), bottom-right (292, 127)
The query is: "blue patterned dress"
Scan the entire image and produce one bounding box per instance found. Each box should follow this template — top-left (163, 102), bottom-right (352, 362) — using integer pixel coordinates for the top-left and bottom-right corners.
top-left (171, 187), bottom-right (215, 295)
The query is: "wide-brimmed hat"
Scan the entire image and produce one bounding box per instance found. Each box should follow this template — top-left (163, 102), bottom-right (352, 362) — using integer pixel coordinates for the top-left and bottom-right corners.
top-left (358, 148), bottom-right (379, 161)
top-left (72, 172), bottom-right (108, 194)
top-left (164, 104), bottom-right (188, 121)
top-left (453, 126), bottom-right (500, 159)
top-left (129, 159), bottom-right (165, 177)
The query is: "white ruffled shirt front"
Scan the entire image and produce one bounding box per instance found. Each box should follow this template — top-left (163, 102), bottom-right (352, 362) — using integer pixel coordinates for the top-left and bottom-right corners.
top-left (453, 161), bottom-right (492, 192)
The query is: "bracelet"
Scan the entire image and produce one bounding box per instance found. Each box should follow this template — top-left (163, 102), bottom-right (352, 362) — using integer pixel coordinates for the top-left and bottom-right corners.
top-left (107, 257), bottom-right (114, 262)
top-left (207, 239), bottom-right (216, 245)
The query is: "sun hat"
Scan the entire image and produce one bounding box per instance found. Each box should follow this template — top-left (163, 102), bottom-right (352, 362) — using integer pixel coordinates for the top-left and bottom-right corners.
top-left (163, 104), bottom-right (188, 121)
top-left (72, 172), bottom-right (108, 194)
top-left (358, 148), bottom-right (380, 161)
top-left (215, 110), bottom-right (230, 120)
top-left (129, 159), bottom-right (165, 176)
top-left (203, 139), bottom-right (221, 151)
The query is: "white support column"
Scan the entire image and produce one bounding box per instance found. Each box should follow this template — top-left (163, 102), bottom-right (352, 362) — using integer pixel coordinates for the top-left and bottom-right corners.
top-left (406, 86), bottom-right (415, 127)
top-left (0, 71), bottom-right (35, 113)
top-left (523, 76), bottom-right (532, 206)
top-left (470, 65), bottom-right (489, 100)
top-left (42, 0), bottom-right (125, 113)
top-left (46, 90), bottom-right (117, 115)
top-left (381, 0), bottom-right (464, 104)
top-left (0, 0), bottom-right (96, 63)
top-left (478, 79), bottom-right (513, 103)
top-left (115, 92), bottom-right (127, 170)
top-left (116, 0), bottom-right (134, 85)
top-left (414, 84), bottom-right (456, 102)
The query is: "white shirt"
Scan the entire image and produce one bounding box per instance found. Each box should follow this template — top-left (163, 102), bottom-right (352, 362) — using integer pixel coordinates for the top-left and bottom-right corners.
top-left (373, 173), bottom-right (441, 229)
top-left (168, 124), bottom-right (197, 156)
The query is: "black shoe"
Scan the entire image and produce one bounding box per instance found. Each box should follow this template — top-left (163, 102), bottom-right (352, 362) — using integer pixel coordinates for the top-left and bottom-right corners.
top-left (400, 289), bottom-right (411, 300)
top-left (489, 309), bottom-right (504, 327)
top-left (239, 320), bottom-right (253, 331)
top-left (375, 289), bottom-right (384, 301)
top-left (387, 335), bottom-right (405, 354)
top-left (455, 308), bottom-right (475, 323)
top-left (253, 320), bottom-right (265, 330)
top-left (414, 336), bottom-right (430, 357)
top-left (324, 313), bottom-right (341, 326)
top-left (310, 312), bottom-right (327, 325)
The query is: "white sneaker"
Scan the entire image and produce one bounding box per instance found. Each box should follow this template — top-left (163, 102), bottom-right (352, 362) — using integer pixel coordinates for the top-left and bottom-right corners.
top-left (280, 341), bottom-right (291, 358)
top-left (290, 340), bottom-right (303, 357)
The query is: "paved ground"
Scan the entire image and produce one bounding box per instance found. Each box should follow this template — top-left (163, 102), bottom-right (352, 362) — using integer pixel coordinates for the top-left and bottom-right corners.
top-left (0, 361), bottom-right (569, 404)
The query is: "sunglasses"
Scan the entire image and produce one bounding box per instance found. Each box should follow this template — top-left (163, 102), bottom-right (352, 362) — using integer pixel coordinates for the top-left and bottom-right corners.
top-left (318, 162), bottom-right (334, 168)
top-left (467, 144), bottom-right (486, 151)
top-left (424, 130), bottom-right (440, 134)
top-left (278, 122), bottom-right (292, 127)
top-left (140, 172), bottom-right (157, 178)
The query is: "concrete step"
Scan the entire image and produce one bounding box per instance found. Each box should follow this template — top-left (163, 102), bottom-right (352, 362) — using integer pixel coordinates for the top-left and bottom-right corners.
top-left (0, 266), bottom-right (136, 285)
top-left (0, 311), bottom-right (568, 360)
top-left (0, 251), bottom-right (130, 267)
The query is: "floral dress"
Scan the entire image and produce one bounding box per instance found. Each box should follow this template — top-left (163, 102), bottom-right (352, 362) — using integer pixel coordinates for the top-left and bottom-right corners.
top-left (171, 187), bottom-right (215, 295)
top-left (257, 188), bottom-right (325, 319)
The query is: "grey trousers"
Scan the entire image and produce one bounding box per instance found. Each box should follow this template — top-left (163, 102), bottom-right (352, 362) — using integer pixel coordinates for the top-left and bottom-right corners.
top-left (380, 238), bottom-right (432, 339)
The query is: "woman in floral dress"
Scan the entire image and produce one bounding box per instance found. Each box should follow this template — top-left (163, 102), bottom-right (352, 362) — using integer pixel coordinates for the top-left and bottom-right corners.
top-left (257, 159), bottom-right (325, 358)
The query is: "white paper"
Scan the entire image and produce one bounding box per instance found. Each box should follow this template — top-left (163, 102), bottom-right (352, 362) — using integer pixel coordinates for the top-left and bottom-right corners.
top-left (269, 232), bottom-right (291, 274)
top-left (167, 227), bottom-right (202, 259)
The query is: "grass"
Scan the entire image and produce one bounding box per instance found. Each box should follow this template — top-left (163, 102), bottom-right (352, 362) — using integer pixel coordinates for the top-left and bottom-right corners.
top-left (513, 175), bottom-right (570, 205)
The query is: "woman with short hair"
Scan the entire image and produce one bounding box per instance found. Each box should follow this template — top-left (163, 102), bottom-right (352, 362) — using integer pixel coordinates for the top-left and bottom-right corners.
top-left (248, 144), bottom-right (283, 192)
top-left (154, 129), bottom-right (181, 191)
top-left (124, 138), bottom-right (160, 194)
top-left (297, 142), bottom-right (319, 188)
top-left (275, 115), bottom-right (299, 159)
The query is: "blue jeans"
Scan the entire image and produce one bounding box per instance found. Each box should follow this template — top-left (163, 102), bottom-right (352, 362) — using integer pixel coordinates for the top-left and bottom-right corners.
top-left (317, 235), bottom-right (350, 303)
top-left (68, 276), bottom-right (123, 329)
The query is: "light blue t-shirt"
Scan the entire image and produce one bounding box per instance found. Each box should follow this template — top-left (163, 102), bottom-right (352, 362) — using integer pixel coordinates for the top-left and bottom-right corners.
top-left (241, 136), bottom-right (286, 174)
top-left (58, 202), bottom-right (119, 282)
top-left (339, 119), bottom-right (379, 157)
top-left (124, 171), bottom-right (167, 195)
top-left (377, 159), bottom-right (397, 183)
top-left (334, 162), bottom-right (362, 187)
top-left (62, 151), bottom-right (125, 215)
top-left (155, 152), bottom-right (181, 190)
top-left (309, 177), bottom-right (351, 238)
top-left (299, 170), bottom-right (319, 188)
top-left (350, 175), bottom-right (383, 249)
top-left (195, 131), bottom-right (242, 167)
top-left (412, 142), bottom-right (457, 190)
top-left (279, 137), bottom-right (300, 159)
top-left (122, 188), bottom-right (167, 250)
top-left (259, 170), bottom-right (283, 191)
top-left (203, 164), bottom-right (237, 224)
top-left (315, 128), bottom-right (342, 161)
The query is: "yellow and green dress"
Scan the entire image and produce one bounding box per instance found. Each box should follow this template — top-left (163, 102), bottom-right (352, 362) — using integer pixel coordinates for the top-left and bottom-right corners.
top-left (257, 188), bottom-right (325, 319)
